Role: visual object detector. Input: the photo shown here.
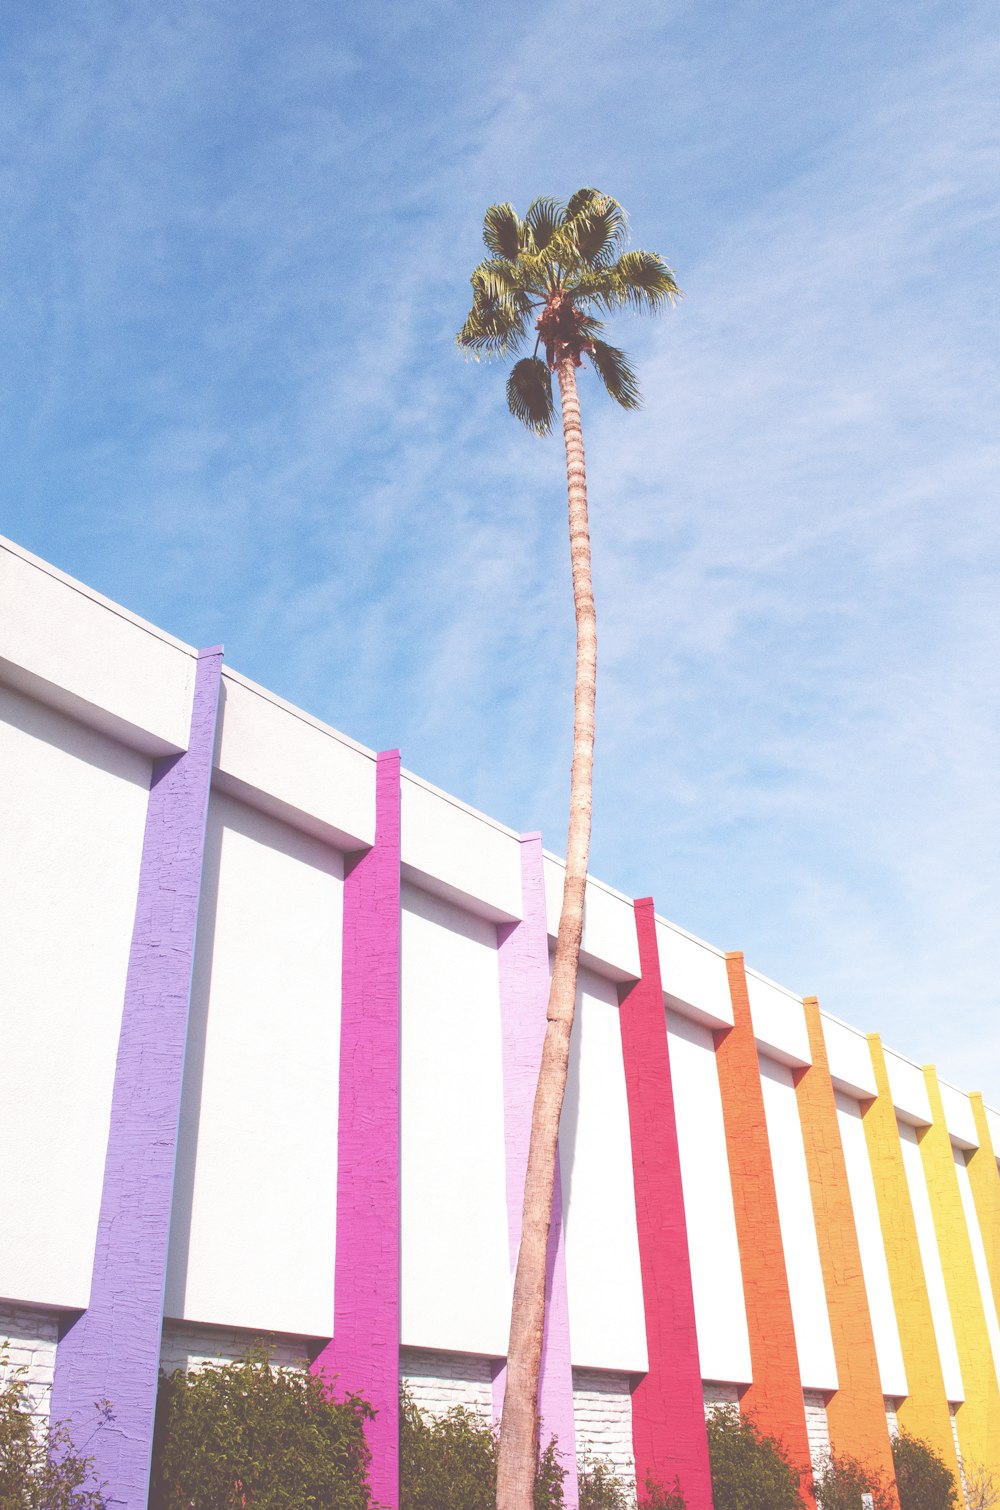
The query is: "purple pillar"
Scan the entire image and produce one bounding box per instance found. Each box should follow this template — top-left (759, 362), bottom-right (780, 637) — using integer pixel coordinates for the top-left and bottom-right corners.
top-left (312, 749), bottom-right (401, 1509)
top-left (49, 646), bottom-right (223, 1509)
top-left (493, 832), bottom-right (579, 1507)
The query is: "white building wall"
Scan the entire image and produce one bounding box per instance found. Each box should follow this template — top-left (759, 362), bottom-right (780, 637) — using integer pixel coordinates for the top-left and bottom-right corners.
top-left (572, 1369), bottom-right (636, 1491)
top-left (164, 791), bottom-right (344, 1339)
top-left (159, 1321), bottom-right (312, 1375)
top-left (399, 883), bottom-right (511, 1358)
top-left (399, 1348), bottom-right (494, 1421)
top-left (667, 1011), bottom-right (752, 1386)
top-left (834, 1092), bottom-right (909, 1398)
top-left (803, 1389), bottom-right (831, 1469)
top-left (560, 968), bottom-right (647, 1373)
top-left (758, 1055), bottom-right (838, 1391)
top-left (0, 1303), bottom-right (59, 1421)
top-left (0, 537), bottom-right (195, 756)
top-left (0, 686), bottom-right (150, 1310)
top-left (897, 1122), bottom-right (965, 1401)
top-left (746, 973), bottom-right (810, 1067)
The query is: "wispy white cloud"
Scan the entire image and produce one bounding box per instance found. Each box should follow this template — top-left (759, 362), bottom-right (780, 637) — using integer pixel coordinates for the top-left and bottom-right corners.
top-left (1, 0), bottom-right (997, 1091)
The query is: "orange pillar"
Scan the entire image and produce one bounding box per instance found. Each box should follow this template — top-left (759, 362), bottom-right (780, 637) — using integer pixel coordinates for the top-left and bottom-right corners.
top-left (716, 952), bottom-right (813, 1501)
top-left (795, 999), bottom-right (895, 1485)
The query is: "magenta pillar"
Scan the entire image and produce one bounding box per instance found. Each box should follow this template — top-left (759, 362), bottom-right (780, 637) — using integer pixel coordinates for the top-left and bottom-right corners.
top-left (312, 749), bottom-right (401, 1508)
top-left (49, 647), bottom-right (223, 1509)
top-left (619, 898), bottom-right (714, 1509)
top-left (493, 832), bottom-right (579, 1506)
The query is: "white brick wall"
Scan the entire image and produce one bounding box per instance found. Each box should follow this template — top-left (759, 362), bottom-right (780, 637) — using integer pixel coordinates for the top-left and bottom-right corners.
top-left (950, 1405), bottom-right (969, 1507)
top-left (399, 1347), bottom-right (494, 1420)
top-left (885, 1397), bottom-right (900, 1436)
top-left (703, 1381), bottom-right (741, 1414)
top-left (572, 1368), bottom-right (635, 1492)
top-left (158, 1320), bottom-right (312, 1376)
top-left (803, 1389), bottom-right (831, 1470)
top-left (0, 1303), bottom-right (59, 1422)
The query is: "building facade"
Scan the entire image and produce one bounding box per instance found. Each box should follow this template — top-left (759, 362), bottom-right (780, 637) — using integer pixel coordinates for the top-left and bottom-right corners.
top-left (1, 533), bottom-right (998, 1509)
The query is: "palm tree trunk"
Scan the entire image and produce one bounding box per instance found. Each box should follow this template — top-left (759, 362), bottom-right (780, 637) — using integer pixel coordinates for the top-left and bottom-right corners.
top-left (496, 352), bottom-right (596, 1510)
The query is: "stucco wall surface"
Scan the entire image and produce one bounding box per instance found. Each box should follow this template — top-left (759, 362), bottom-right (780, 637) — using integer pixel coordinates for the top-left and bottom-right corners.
top-left (165, 791), bottom-right (345, 1338)
top-left (0, 687), bottom-right (150, 1309)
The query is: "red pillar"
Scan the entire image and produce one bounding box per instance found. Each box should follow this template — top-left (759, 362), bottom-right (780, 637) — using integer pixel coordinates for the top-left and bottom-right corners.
top-left (619, 898), bottom-right (714, 1509)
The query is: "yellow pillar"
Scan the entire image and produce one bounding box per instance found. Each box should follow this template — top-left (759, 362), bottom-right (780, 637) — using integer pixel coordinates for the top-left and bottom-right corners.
top-left (862, 1036), bottom-right (959, 1474)
top-left (919, 1068), bottom-right (1000, 1474)
top-left (967, 1093), bottom-right (1000, 1316)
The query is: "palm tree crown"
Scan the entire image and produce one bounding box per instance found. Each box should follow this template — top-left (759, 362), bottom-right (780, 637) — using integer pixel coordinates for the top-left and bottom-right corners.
top-left (457, 188), bottom-right (679, 433)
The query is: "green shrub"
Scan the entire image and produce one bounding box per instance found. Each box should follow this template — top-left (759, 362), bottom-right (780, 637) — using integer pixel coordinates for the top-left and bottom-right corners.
top-left (149, 1346), bottom-right (375, 1510)
top-left (706, 1405), bottom-right (805, 1510)
top-left (577, 1455), bottom-right (686, 1510)
top-left (0, 1348), bottom-right (109, 1510)
top-left (399, 1386), bottom-right (564, 1509)
top-left (578, 1455), bottom-right (631, 1510)
top-left (640, 1475), bottom-right (688, 1510)
top-left (814, 1451), bottom-right (897, 1510)
top-left (964, 1463), bottom-right (999, 1510)
top-left (891, 1431), bottom-right (959, 1510)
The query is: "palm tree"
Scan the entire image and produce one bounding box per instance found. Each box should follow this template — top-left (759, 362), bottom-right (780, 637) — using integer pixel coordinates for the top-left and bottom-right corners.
top-left (457, 190), bottom-right (679, 1510)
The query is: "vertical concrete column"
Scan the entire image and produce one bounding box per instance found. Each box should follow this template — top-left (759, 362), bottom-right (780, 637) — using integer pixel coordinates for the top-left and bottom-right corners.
top-left (918, 1066), bottom-right (1000, 1471)
top-left (967, 1093), bottom-right (1000, 1314)
top-left (312, 749), bottom-right (401, 1509)
top-left (715, 951), bottom-right (814, 1503)
top-left (795, 999), bottom-right (895, 1485)
top-left (619, 898), bottom-right (713, 1510)
top-left (49, 646), bottom-right (223, 1509)
top-left (862, 1036), bottom-right (959, 1474)
top-left (493, 832), bottom-right (578, 1508)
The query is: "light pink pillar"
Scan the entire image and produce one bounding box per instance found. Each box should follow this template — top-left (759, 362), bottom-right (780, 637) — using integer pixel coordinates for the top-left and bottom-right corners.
top-left (494, 831), bottom-right (579, 1507)
top-left (312, 749), bottom-right (401, 1509)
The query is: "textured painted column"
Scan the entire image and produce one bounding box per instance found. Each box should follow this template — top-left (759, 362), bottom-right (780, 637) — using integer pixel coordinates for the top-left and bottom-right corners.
top-left (619, 898), bottom-right (713, 1509)
top-left (794, 999), bottom-right (896, 1485)
top-left (493, 832), bottom-right (578, 1508)
top-left (716, 952), bottom-right (814, 1502)
top-left (312, 749), bottom-right (401, 1510)
top-left (967, 1093), bottom-right (1000, 1316)
top-left (918, 1066), bottom-right (1000, 1472)
top-left (862, 1036), bottom-right (959, 1474)
top-left (49, 646), bottom-right (223, 1509)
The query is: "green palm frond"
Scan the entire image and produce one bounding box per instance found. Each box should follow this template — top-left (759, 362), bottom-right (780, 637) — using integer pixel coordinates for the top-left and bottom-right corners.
top-left (470, 258), bottom-right (527, 302)
top-left (611, 250), bottom-right (680, 309)
top-left (524, 196), bottom-right (566, 252)
top-left (566, 189), bottom-right (629, 266)
top-left (506, 357), bottom-right (555, 434)
top-left (457, 291), bottom-right (532, 357)
top-left (577, 314), bottom-right (607, 339)
top-left (588, 339), bottom-right (642, 409)
top-left (482, 203), bottom-right (523, 260)
top-left (461, 190), bottom-right (678, 420)
top-left (565, 187), bottom-right (601, 219)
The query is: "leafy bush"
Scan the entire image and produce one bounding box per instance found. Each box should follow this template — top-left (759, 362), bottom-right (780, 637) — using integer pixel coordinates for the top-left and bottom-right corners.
top-left (965, 1463), bottom-right (999, 1510)
top-left (149, 1346), bottom-right (375, 1510)
top-left (814, 1451), bottom-right (897, 1510)
top-left (706, 1405), bottom-right (805, 1510)
top-left (891, 1431), bottom-right (959, 1510)
top-left (399, 1386), bottom-right (564, 1509)
top-left (640, 1476), bottom-right (687, 1510)
top-left (0, 1348), bottom-right (109, 1510)
top-left (578, 1455), bottom-right (631, 1510)
top-left (577, 1455), bottom-right (686, 1510)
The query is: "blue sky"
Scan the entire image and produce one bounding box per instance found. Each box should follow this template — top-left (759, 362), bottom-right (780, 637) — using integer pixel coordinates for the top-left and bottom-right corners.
top-left (3, 0), bottom-right (999, 1096)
